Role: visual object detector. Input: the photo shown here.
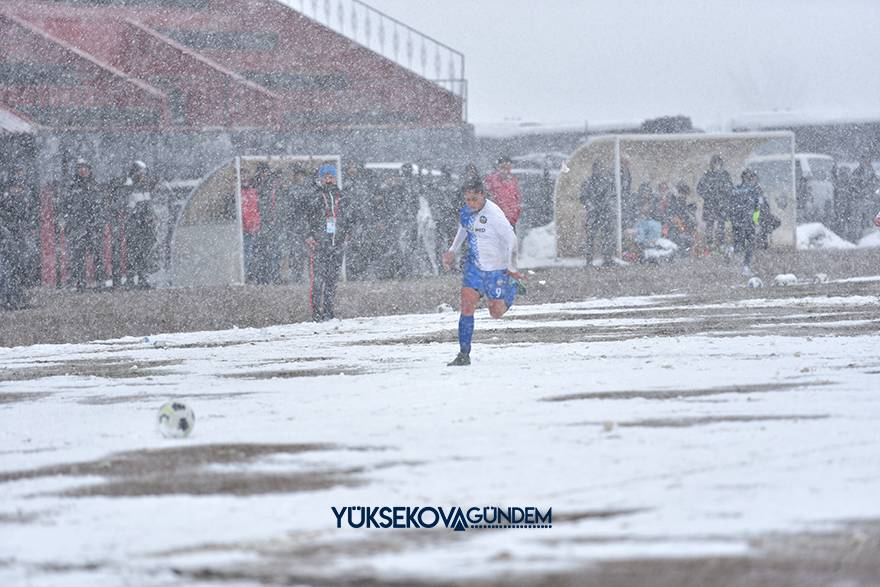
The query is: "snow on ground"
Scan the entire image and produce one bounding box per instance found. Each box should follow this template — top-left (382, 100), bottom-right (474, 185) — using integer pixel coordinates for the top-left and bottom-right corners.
top-left (2, 290), bottom-right (880, 585)
top-left (522, 223), bottom-right (877, 270)
top-left (858, 230), bottom-right (880, 248)
top-left (797, 223), bottom-right (856, 250)
top-left (519, 221), bottom-right (557, 268)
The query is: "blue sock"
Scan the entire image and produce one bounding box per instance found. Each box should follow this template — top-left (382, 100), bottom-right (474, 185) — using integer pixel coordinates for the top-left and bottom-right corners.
top-left (458, 314), bottom-right (474, 355)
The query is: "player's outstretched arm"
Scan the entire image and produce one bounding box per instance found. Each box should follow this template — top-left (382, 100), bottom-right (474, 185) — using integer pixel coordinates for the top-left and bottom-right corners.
top-left (443, 226), bottom-right (467, 270)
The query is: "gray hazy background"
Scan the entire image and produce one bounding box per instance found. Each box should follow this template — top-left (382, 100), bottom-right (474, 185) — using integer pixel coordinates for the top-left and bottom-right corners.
top-left (368, 0), bottom-right (880, 127)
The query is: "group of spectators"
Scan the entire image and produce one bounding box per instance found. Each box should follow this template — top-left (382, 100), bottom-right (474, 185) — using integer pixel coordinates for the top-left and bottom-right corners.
top-left (237, 156), bottom-right (522, 288)
top-left (1, 154), bottom-right (522, 317)
top-left (0, 159), bottom-right (159, 310)
top-left (237, 156), bottom-right (521, 321)
top-left (579, 154), bottom-right (782, 275)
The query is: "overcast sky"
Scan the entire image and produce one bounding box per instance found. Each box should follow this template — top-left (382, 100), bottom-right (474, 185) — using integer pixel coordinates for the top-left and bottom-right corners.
top-left (367, 0), bottom-right (880, 127)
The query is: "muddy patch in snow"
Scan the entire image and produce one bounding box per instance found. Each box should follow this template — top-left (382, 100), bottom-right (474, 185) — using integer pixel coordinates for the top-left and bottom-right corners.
top-left (0, 358), bottom-right (184, 382)
top-left (0, 443), bottom-right (369, 497)
top-left (542, 380), bottom-right (834, 402)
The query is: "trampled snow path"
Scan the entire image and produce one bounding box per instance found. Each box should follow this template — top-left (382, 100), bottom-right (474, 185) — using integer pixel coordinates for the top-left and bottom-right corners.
top-left (1, 290), bottom-right (880, 585)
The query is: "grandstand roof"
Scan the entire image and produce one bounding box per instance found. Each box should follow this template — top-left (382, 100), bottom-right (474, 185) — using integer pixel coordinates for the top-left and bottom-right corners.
top-left (0, 0), bottom-right (464, 131)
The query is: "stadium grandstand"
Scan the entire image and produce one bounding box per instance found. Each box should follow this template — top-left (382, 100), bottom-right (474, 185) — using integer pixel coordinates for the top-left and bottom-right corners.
top-left (0, 0), bottom-right (471, 181)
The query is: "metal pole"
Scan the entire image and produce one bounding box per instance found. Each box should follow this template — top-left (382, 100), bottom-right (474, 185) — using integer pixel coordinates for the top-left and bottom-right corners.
top-left (234, 156), bottom-right (245, 284)
top-left (789, 133), bottom-right (797, 247)
top-left (614, 137), bottom-right (622, 258)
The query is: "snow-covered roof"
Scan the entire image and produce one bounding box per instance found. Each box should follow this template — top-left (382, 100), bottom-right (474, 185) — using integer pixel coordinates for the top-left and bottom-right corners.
top-left (747, 153), bottom-right (834, 163)
top-left (0, 107), bottom-right (35, 135)
top-left (474, 120), bottom-right (643, 139)
top-left (730, 111), bottom-right (880, 130)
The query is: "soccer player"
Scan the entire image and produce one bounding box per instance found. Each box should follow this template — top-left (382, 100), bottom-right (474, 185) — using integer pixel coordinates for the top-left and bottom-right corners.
top-left (442, 178), bottom-right (523, 366)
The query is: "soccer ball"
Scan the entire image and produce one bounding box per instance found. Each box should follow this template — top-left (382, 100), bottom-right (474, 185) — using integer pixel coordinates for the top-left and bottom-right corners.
top-left (747, 277), bottom-right (764, 289)
top-left (157, 401), bottom-right (195, 438)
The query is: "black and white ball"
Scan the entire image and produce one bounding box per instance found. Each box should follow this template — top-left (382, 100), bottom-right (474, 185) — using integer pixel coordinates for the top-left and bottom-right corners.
top-left (747, 277), bottom-right (764, 289)
top-left (157, 401), bottom-right (195, 438)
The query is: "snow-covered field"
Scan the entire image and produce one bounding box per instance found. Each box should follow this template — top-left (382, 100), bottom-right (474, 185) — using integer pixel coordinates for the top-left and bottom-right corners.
top-left (2, 286), bottom-right (880, 586)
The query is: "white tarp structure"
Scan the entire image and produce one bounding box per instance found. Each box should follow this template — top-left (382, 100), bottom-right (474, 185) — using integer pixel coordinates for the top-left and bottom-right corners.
top-left (170, 155), bottom-right (340, 287)
top-left (554, 131), bottom-right (796, 258)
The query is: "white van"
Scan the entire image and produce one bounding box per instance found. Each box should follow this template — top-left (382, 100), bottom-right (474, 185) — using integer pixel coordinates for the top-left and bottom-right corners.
top-left (746, 153), bottom-right (835, 223)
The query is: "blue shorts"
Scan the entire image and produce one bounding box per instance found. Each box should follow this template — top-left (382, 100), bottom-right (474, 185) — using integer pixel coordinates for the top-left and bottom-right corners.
top-left (462, 262), bottom-right (515, 306)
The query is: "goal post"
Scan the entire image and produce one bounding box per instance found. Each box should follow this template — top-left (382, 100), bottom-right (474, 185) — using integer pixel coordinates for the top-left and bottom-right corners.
top-left (170, 154), bottom-right (341, 287)
top-left (554, 131), bottom-right (796, 260)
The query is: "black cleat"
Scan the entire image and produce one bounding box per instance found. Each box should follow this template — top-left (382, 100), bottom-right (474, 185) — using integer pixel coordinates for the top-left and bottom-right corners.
top-left (447, 352), bottom-right (471, 366)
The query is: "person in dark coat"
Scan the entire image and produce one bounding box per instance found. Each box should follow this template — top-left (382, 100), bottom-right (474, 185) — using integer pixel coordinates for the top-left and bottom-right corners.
top-left (433, 165), bottom-right (461, 250)
top-left (255, 164), bottom-right (283, 284)
top-left (833, 165), bottom-right (854, 239)
top-left (340, 160), bottom-right (373, 281)
top-left (281, 165), bottom-right (315, 283)
top-left (665, 182), bottom-right (698, 255)
top-left (697, 154), bottom-right (734, 251)
top-left (59, 159), bottom-right (106, 291)
top-left (115, 161), bottom-right (157, 289)
top-left (0, 164), bottom-right (38, 309)
top-left (850, 155), bottom-right (879, 236)
top-left (579, 161), bottom-right (616, 266)
top-left (731, 168), bottom-right (777, 277)
top-left (305, 164), bottom-right (352, 322)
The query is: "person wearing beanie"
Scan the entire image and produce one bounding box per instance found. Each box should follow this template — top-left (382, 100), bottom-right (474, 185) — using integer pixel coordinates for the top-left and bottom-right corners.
top-left (304, 163), bottom-right (352, 322)
top-left (442, 177), bottom-right (524, 366)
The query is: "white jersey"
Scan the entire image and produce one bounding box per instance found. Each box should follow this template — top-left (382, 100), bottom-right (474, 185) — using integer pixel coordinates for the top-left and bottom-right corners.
top-left (449, 199), bottom-right (517, 272)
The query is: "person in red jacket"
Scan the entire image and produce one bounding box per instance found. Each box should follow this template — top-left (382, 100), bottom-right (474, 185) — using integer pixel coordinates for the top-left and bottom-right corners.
top-left (483, 155), bottom-right (522, 228)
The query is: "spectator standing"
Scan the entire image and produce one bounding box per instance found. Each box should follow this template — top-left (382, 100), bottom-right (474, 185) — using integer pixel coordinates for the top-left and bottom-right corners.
top-left (282, 165), bottom-right (314, 283)
top-left (341, 160), bottom-right (374, 281)
top-left (832, 166), bottom-right (854, 240)
top-left (0, 164), bottom-right (38, 309)
top-left (579, 161), bottom-right (616, 266)
top-left (256, 164), bottom-right (283, 284)
top-left (59, 159), bottom-right (106, 291)
top-left (731, 169), bottom-right (777, 277)
top-left (697, 154), bottom-right (734, 251)
top-left (397, 163), bottom-right (423, 278)
top-left (484, 155), bottom-right (522, 228)
top-left (115, 161), bottom-right (158, 289)
top-left (360, 174), bottom-right (397, 280)
top-left (850, 155), bottom-right (879, 236)
top-left (305, 164), bottom-right (351, 322)
top-left (239, 167), bottom-right (263, 283)
top-left (433, 165), bottom-right (460, 249)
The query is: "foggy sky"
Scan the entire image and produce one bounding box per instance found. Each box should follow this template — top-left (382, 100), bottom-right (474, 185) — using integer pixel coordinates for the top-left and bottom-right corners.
top-left (367, 0), bottom-right (880, 127)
